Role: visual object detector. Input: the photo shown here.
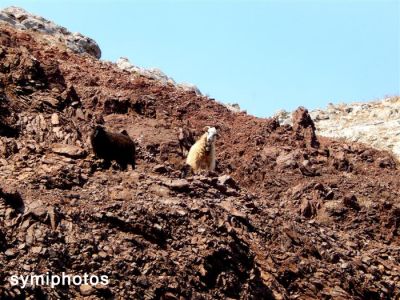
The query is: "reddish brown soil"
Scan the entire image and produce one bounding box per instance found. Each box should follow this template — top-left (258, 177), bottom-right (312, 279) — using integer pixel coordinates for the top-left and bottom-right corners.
top-left (0, 24), bottom-right (399, 299)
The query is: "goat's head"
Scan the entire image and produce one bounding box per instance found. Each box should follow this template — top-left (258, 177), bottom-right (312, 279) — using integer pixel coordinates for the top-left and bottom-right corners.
top-left (205, 126), bottom-right (217, 144)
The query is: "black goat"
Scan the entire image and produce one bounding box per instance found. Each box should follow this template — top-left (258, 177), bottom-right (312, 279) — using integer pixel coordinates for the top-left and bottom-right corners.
top-left (90, 125), bottom-right (135, 170)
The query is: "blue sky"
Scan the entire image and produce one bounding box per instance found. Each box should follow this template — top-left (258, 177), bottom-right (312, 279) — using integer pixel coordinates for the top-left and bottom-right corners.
top-left (1, 0), bottom-right (399, 117)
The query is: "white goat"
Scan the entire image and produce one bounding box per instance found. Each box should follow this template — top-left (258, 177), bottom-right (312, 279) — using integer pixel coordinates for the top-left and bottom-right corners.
top-left (185, 126), bottom-right (217, 174)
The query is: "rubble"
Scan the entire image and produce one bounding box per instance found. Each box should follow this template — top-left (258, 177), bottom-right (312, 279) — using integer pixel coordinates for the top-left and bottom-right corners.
top-left (0, 9), bottom-right (399, 299)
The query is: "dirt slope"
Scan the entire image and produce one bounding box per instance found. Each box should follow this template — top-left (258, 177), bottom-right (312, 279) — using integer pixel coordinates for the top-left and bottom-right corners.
top-left (0, 23), bottom-right (399, 300)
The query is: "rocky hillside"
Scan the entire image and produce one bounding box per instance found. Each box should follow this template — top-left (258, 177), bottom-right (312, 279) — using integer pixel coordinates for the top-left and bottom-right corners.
top-left (0, 7), bottom-right (399, 300)
top-left (0, 6), bottom-right (101, 59)
top-left (276, 97), bottom-right (400, 160)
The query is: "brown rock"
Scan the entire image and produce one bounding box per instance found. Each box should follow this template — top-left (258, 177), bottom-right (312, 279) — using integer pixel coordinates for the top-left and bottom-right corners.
top-left (51, 113), bottom-right (60, 125)
top-left (79, 284), bottom-right (94, 296)
top-left (103, 98), bottom-right (130, 114)
top-left (31, 246), bottom-right (42, 254)
top-left (292, 106), bottom-right (319, 148)
top-left (378, 156), bottom-right (397, 169)
top-left (51, 143), bottom-right (86, 158)
top-left (300, 199), bottom-right (316, 218)
top-left (276, 152), bottom-right (299, 169)
top-left (343, 195), bottom-right (360, 211)
top-left (218, 175), bottom-right (238, 189)
top-left (75, 108), bottom-right (85, 120)
top-left (165, 179), bottom-right (190, 191)
top-left (4, 249), bottom-right (16, 257)
top-left (109, 188), bottom-right (132, 201)
top-left (153, 164), bottom-right (168, 174)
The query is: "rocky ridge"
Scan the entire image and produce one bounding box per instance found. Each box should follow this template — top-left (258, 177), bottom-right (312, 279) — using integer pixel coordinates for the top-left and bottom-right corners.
top-left (0, 6), bottom-right (101, 59)
top-left (116, 57), bottom-right (202, 96)
top-left (0, 8), bottom-right (399, 300)
top-left (275, 97), bottom-right (400, 160)
top-left (0, 6), bottom-right (220, 104)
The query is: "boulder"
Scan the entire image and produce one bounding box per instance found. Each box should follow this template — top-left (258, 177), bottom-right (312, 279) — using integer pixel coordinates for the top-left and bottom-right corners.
top-left (292, 106), bottom-right (319, 148)
top-left (51, 143), bottom-right (86, 158)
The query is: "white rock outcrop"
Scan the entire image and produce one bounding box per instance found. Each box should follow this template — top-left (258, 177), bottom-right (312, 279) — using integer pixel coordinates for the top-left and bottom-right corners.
top-left (116, 57), bottom-right (202, 96)
top-left (116, 57), bottom-right (175, 85)
top-left (275, 97), bottom-right (400, 159)
top-left (222, 103), bottom-right (245, 114)
top-left (0, 6), bottom-right (101, 58)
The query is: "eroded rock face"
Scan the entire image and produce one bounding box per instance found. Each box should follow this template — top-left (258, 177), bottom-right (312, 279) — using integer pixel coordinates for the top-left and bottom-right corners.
top-left (276, 97), bottom-right (400, 159)
top-left (0, 6), bottom-right (101, 58)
